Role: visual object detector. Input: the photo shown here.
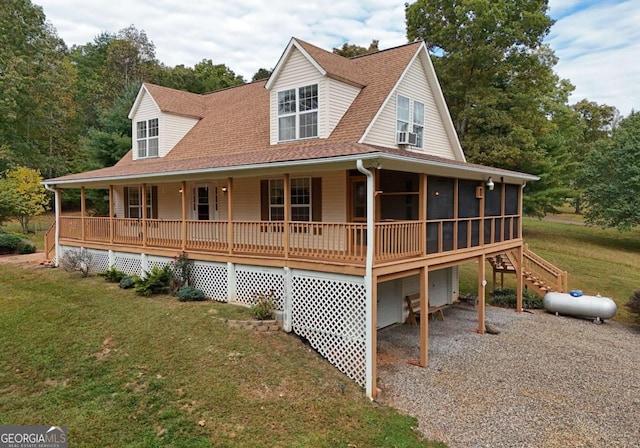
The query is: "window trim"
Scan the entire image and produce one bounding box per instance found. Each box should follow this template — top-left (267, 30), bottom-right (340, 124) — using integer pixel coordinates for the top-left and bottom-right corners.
top-left (261, 177), bottom-right (322, 223)
top-left (136, 118), bottom-right (159, 158)
top-left (277, 84), bottom-right (318, 142)
top-left (124, 186), bottom-right (157, 219)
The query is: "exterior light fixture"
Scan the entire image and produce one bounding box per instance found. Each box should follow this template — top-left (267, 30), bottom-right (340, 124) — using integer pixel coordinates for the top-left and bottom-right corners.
top-left (486, 177), bottom-right (495, 191)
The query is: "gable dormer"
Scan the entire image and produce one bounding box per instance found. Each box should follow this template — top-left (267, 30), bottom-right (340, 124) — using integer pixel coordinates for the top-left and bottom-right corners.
top-left (265, 38), bottom-right (365, 145)
top-left (128, 84), bottom-right (203, 160)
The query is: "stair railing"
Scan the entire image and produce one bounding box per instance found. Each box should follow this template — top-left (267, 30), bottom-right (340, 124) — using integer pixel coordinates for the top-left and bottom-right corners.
top-left (522, 244), bottom-right (568, 293)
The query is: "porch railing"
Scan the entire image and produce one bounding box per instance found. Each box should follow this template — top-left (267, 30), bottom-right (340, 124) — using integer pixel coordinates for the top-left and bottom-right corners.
top-left (57, 216), bottom-right (522, 265)
top-left (44, 221), bottom-right (56, 260)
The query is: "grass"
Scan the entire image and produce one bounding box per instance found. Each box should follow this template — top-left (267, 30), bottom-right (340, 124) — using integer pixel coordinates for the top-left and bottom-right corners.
top-left (460, 217), bottom-right (640, 324)
top-left (0, 264), bottom-right (442, 448)
top-left (1, 214), bottom-right (54, 251)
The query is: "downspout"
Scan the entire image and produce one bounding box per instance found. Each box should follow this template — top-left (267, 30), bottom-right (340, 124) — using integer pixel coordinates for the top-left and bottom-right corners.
top-left (356, 159), bottom-right (375, 398)
top-left (43, 183), bottom-right (60, 267)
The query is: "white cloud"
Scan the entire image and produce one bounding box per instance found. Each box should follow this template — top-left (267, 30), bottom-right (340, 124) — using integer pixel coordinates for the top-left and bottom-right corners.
top-left (35, 0), bottom-right (638, 115)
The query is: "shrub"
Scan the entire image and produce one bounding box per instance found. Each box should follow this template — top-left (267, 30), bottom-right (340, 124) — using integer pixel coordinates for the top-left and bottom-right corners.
top-left (626, 291), bottom-right (640, 317)
top-left (490, 287), bottom-right (544, 309)
top-left (17, 239), bottom-right (36, 254)
top-left (0, 233), bottom-right (22, 254)
top-left (170, 251), bottom-right (193, 291)
top-left (135, 265), bottom-right (173, 296)
top-left (98, 267), bottom-right (128, 283)
top-left (176, 286), bottom-right (206, 302)
top-left (251, 291), bottom-right (276, 320)
top-left (119, 276), bottom-right (136, 289)
top-left (60, 248), bottom-right (93, 277)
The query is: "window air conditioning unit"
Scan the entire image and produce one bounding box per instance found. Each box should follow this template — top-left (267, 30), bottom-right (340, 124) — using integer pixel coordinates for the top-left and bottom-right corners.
top-left (397, 131), bottom-right (418, 146)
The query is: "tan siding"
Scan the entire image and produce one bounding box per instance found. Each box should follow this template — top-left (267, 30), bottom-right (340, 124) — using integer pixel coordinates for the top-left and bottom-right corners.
top-left (320, 170), bottom-right (346, 222)
top-left (114, 186), bottom-right (125, 218)
top-left (131, 91), bottom-right (160, 161)
top-left (327, 79), bottom-right (361, 136)
top-left (232, 177), bottom-right (262, 221)
top-left (363, 52), bottom-right (458, 160)
top-left (157, 183), bottom-right (183, 219)
top-left (269, 49), bottom-right (326, 144)
top-left (161, 115), bottom-right (199, 158)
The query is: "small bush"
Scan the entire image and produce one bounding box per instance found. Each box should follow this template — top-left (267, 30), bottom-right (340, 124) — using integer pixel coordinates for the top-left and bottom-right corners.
top-left (98, 267), bottom-right (128, 283)
top-left (626, 290), bottom-right (640, 317)
top-left (0, 233), bottom-right (22, 254)
top-left (60, 248), bottom-right (93, 277)
top-left (119, 276), bottom-right (136, 289)
top-left (490, 287), bottom-right (544, 309)
top-left (170, 251), bottom-right (193, 291)
top-left (17, 240), bottom-right (36, 254)
top-left (252, 291), bottom-right (276, 320)
top-left (135, 265), bottom-right (173, 296)
top-left (176, 286), bottom-right (206, 302)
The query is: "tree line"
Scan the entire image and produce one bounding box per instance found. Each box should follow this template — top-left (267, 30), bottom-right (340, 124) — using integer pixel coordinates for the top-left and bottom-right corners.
top-left (0, 0), bottom-right (637, 230)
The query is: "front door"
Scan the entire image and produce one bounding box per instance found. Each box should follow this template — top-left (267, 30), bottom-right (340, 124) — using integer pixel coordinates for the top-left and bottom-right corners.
top-left (192, 183), bottom-right (219, 221)
top-left (348, 176), bottom-right (367, 254)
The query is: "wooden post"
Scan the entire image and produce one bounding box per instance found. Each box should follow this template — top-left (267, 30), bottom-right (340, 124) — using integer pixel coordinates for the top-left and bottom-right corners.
top-left (227, 178), bottom-right (233, 255)
top-left (479, 183), bottom-right (485, 246)
top-left (453, 179), bottom-right (459, 249)
top-left (516, 244), bottom-right (523, 312)
top-left (80, 186), bottom-right (86, 241)
top-left (419, 265), bottom-right (429, 367)
top-left (181, 181), bottom-right (187, 251)
top-left (419, 174), bottom-right (427, 255)
top-left (283, 174), bottom-right (290, 259)
top-left (109, 185), bottom-right (114, 244)
top-left (477, 254), bottom-right (486, 334)
top-left (501, 181), bottom-right (506, 242)
top-left (141, 184), bottom-right (147, 247)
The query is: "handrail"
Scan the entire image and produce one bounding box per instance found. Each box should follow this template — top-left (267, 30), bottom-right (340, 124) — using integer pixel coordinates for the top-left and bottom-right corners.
top-left (44, 221), bottom-right (56, 260)
top-left (522, 244), bottom-right (568, 292)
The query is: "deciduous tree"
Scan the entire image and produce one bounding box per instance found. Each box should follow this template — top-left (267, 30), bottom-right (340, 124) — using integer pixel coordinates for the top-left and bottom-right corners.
top-left (0, 167), bottom-right (50, 233)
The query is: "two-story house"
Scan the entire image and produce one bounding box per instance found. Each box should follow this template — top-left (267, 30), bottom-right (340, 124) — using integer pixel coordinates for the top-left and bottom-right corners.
top-left (43, 38), bottom-right (558, 398)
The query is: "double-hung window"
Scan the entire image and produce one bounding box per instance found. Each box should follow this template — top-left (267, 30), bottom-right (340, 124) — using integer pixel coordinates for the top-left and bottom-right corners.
top-left (396, 95), bottom-right (424, 149)
top-left (278, 84), bottom-right (318, 141)
top-left (125, 186), bottom-right (156, 219)
top-left (267, 178), bottom-right (312, 222)
top-left (137, 118), bottom-right (159, 158)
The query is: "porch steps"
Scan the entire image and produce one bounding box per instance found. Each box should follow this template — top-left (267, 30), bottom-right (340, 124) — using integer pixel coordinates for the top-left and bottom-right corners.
top-left (487, 245), bottom-right (568, 297)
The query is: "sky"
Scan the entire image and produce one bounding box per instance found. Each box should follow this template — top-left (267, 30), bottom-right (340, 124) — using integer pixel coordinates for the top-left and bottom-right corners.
top-left (35, 0), bottom-right (639, 116)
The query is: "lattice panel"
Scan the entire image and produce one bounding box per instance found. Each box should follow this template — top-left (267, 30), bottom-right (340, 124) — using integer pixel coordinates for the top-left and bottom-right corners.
top-left (86, 249), bottom-right (109, 273)
top-left (114, 253), bottom-right (142, 276)
top-left (191, 262), bottom-right (228, 302)
top-left (147, 255), bottom-right (171, 271)
top-left (236, 267), bottom-right (285, 310)
top-left (291, 275), bottom-right (366, 386)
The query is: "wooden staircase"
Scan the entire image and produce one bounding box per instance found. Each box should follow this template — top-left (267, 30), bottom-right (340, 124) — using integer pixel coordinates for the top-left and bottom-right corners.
top-left (488, 244), bottom-right (568, 296)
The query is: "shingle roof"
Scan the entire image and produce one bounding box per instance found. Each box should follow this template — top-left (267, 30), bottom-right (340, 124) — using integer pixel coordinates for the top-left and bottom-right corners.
top-left (47, 38), bottom-right (534, 186)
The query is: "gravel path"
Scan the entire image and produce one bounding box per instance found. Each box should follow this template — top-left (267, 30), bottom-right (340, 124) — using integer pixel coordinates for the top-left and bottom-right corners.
top-left (377, 304), bottom-right (640, 448)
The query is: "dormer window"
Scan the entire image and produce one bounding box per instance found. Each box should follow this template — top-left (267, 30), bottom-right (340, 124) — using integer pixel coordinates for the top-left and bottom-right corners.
top-left (396, 95), bottom-right (424, 149)
top-left (137, 118), bottom-right (159, 158)
top-left (278, 84), bottom-right (318, 141)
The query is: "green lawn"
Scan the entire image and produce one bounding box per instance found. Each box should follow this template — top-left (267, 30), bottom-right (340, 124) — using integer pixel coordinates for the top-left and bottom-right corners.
top-left (0, 264), bottom-right (442, 448)
top-left (460, 217), bottom-right (640, 324)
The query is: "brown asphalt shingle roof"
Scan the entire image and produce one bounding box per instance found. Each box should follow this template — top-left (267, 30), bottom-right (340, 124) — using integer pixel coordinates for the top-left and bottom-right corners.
top-left (48, 39), bottom-right (534, 185)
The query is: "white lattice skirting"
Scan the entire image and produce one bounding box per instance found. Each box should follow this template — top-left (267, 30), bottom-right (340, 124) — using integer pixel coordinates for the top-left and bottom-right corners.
top-left (56, 246), bottom-right (368, 387)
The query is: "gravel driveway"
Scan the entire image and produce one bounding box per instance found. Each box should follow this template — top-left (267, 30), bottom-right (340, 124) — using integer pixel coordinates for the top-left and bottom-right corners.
top-left (377, 303), bottom-right (640, 447)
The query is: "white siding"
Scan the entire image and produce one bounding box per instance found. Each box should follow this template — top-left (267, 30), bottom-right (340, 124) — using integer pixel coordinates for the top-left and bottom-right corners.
top-left (161, 114), bottom-right (198, 158)
top-left (363, 52), bottom-right (458, 160)
top-left (327, 78), bottom-right (361, 135)
top-left (131, 91), bottom-right (160, 161)
top-left (269, 48), bottom-right (327, 144)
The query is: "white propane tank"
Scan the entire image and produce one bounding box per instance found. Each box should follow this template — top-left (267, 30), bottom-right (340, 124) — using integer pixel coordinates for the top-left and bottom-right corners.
top-left (544, 292), bottom-right (617, 321)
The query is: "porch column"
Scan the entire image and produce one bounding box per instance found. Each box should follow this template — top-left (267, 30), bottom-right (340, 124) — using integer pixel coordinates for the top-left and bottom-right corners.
top-left (80, 187), bottom-right (86, 242)
top-left (477, 254), bottom-right (486, 334)
top-left (453, 179), bottom-right (459, 249)
top-left (141, 183), bottom-right (147, 247)
top-left (516, 244), bottom-right (524, 313)
top-left (54, 188), bottom-right (61, 267)
top-left (181, 181), bottom-right (187, 251)
top-left (501, 181), bottom-right (506, 241)
top-left (109, 185), bottom-right (114, 244)
top-left (479, 183), bottom-right (485, 246)
top-left (419, 265), bottom-right (429, 367)
top-left (283, 174), bottom-right (290, 259)
top-left (419, 173), bottom-right (427, 255)
top-left (227, 178), bottom-right (233, 255)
